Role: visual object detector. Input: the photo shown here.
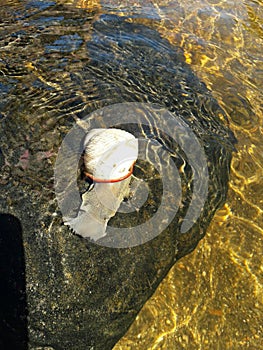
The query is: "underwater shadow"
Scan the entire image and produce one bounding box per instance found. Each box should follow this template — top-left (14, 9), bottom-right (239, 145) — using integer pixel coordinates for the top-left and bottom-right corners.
top-left (0, 213), bottom-right (28, 349)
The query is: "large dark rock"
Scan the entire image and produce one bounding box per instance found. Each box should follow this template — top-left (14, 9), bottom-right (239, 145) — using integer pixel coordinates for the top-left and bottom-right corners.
top-left (0, 8), bottom-right (236, 350)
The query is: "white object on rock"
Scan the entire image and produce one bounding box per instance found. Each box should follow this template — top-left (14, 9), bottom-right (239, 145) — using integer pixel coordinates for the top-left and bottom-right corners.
top-left (66, 128), bottom-right (138, 241)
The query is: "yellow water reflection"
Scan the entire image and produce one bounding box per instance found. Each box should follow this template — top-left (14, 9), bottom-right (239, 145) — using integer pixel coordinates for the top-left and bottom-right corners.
top-left (102, 1), bottom-right (262, 349)
top-left (59, 0), bottom-right (263, 348)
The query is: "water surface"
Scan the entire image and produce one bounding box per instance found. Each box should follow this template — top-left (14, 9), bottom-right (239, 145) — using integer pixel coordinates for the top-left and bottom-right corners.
top-left (0, 0), bottom-right (262, 349)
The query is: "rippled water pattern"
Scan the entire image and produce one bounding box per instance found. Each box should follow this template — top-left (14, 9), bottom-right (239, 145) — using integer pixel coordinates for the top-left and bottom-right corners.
top-left (0, 0), bottom-right (262, 349)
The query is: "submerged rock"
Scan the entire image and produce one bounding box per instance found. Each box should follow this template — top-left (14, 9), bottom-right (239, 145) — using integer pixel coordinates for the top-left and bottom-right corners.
top-left (0, 11), bottom-right (236, 350)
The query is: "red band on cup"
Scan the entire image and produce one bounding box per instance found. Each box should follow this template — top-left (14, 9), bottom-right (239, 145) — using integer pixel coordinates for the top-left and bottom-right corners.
top-left (84, 161), bottom-right (135, 183)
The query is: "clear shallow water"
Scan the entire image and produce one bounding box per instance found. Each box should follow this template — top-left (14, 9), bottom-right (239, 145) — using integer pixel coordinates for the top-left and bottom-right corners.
top-left (110, 1), bottom-right (263, 349)
top-left (0, 0), bottom-right (262, 349)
